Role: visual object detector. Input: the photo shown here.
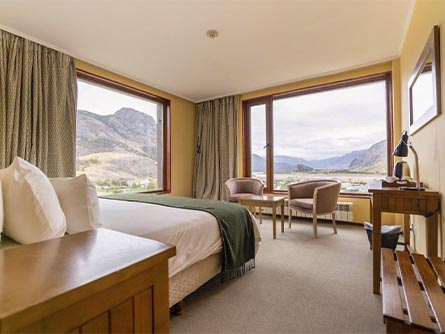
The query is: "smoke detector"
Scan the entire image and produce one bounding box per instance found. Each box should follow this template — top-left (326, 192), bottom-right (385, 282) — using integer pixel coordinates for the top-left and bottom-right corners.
top-left (206, 30), bottom-right (219, 39)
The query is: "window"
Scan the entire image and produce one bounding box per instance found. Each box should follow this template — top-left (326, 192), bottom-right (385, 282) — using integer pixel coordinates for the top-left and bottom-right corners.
top-left (76, 70), bottom-right (170, 195)
top-left (243, 73), bottom-right (393, 194)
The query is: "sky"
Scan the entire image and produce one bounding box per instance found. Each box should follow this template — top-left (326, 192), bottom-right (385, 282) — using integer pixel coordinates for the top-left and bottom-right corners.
top-left (251, 80), bottom-right (388, 160)
top-left (77, 79), bottom-right (159, 119)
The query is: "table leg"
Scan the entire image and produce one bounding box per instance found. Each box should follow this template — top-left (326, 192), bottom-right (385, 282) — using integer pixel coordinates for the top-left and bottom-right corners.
top-left (272, 205), bottom-right (277, 239)
top-left (426, 211), bottom-right (439, 257)
top-left (403, 214), bottom-right (410, 248)
top-left (259, 206), bottom-right (263, 224)
top-left (281, 204), bottom-right (285, 233)
top-left (372, 200), bottom-right (382, 295)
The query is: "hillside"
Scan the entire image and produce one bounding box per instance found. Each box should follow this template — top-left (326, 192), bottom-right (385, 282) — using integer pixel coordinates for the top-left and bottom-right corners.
top-left (76, 108), bottom-right (159, 182)
top-left (252, 139), bottom-right (386, 174)
top-left (348, 140), bottom-right (387, 173)
top-left (77, 108), bottom-right (158, 157)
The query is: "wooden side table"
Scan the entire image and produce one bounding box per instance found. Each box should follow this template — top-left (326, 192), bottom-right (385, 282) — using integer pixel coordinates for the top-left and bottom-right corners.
top-left (368, 185), bottom-right (440, 295)
top-left (238, 195), bottom-right (285, 239)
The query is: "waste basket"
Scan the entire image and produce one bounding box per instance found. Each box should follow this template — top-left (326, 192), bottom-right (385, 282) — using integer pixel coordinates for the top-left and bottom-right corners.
top-left (364, 222), bottom-right (401, 251)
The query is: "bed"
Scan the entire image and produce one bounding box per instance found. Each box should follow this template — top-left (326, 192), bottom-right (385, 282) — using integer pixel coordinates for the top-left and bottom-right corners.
top-left (99, 197), bottom-right (261, 307)
top-left (0, 197), bottom-right (261, 308)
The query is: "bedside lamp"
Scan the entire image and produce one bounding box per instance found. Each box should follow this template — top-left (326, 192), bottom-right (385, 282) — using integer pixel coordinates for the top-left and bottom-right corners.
top-left (393, 131), bottom-right (423, 190)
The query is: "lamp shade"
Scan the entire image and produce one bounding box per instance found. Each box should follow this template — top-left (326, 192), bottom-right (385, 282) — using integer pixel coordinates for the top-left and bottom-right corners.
top-left (393, 131), bottom-right (409, 157)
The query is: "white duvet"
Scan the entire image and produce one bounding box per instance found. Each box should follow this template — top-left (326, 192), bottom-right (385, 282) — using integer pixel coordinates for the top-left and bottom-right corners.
top-left (99, 198), bottom-right (260, 277)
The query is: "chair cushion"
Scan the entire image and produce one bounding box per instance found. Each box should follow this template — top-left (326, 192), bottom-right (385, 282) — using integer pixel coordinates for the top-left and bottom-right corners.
top-left (229, 193), bottom-right (257, 202)
top-left (289, 198), bottom-right (313, 210)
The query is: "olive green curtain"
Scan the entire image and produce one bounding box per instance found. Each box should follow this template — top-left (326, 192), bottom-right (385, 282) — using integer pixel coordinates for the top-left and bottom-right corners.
top-left (193, 95), bottom-right (239, 200)
top-left (0, 29), bottom-right (77, 177)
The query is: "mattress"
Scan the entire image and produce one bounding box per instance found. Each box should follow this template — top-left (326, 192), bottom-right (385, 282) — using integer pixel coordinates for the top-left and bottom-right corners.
top-left (99, 198), bottom-right (261, 277)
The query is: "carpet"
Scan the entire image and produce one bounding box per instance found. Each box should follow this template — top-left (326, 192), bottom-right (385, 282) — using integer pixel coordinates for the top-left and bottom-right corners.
top-left (170, 218), bottom-right (385, 334)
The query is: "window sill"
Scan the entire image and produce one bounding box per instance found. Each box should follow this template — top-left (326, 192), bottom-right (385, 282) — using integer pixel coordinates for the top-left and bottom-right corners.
top-left (138, 190), bottom-right (171, 195)
top-left (339, 192), bottom-right (371, 199)
top-left (264, 190), bottom-right (371, 199)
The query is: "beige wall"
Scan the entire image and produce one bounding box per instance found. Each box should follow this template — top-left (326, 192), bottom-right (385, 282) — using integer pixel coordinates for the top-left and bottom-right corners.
top-left (398, 0), bottom-right (445, 255)
top-left (238, 62), bottom-right (400, 224)
top-left (75, 60), bottom-right (196, 197)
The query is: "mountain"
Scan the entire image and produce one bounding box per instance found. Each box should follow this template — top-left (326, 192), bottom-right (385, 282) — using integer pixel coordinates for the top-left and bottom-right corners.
top-left (348, 140), bottom-right (387, 173)
top-left (252, 154), bottom-right (266, 172)
top-left (294, 164), bottom-right (314, 172)
top-left (252, 139), bottom-right (386, 174)
top-left (311, 149), bottom-right (367, 169)
top-left (76, 108), bottom-right (159, 181)
top-left (273, 156), bottom-right (314, 173)
top-left (274, 155), bottom-right (307, 166)
top-left (77, 108), bottom-right (157, 158)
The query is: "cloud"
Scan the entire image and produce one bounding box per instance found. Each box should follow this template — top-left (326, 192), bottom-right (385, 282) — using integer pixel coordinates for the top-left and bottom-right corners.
top-left (251, 80), bottom-right (387, 159)
top-left (77, 79), bottom-right (159, 118)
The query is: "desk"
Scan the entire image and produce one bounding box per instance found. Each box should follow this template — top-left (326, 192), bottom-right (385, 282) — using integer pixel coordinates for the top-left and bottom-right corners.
top-left (369, 185), bottom-right (440, 295)
top-left (238, 195), bottom-right (285, 239)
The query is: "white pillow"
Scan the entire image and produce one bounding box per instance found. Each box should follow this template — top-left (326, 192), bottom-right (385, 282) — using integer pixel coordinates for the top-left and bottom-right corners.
top-left (0, 179), bottom-right (3, 244)
top-left (50, 174), bottom-right (101, 234)
top-left (0, 157), bottom-right (67, 244)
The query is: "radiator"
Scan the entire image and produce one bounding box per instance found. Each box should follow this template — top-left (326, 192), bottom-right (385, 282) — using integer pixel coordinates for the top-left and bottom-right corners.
top-left (259, 201), bottom-right (354, 223)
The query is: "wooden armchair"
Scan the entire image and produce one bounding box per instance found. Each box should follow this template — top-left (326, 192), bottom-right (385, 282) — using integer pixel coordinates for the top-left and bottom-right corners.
top-left (288, 180), bottom-right (341, 238)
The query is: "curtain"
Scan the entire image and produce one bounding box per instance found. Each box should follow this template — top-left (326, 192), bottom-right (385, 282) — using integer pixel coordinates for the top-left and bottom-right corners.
top-left (0, 29), bottom-right (77, 177)
top-left (193, 95), bottom-right (239, 200)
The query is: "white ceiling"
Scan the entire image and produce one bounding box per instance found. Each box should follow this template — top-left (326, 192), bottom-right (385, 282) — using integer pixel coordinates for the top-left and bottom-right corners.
top-left (0, 0), bottom-right (414, 102)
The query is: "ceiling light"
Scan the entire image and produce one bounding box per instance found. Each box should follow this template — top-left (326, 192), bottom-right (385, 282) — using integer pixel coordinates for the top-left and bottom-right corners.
top-left (206, 30), bottom-right (219, 39)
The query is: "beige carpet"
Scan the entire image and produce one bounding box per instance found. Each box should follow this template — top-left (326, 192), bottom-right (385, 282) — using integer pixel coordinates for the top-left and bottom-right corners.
top-left (170, 218), bottom-right (385, 334)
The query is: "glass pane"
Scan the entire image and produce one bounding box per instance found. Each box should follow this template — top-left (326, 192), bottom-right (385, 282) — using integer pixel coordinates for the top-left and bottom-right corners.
top-left (76, 79), bottom-right (164, 195)
top-left (412, 65), bottom-right (434, 123)
top-left (273, 81), bottom-right (387, 193)
top-left (250, 104), bottom-right (267, 187)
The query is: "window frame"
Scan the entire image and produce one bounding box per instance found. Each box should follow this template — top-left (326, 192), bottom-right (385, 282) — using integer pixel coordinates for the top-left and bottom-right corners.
top-left (76, 69), bottom-right (171, 194)
top-left (242, 72), bottom-right (394, 197)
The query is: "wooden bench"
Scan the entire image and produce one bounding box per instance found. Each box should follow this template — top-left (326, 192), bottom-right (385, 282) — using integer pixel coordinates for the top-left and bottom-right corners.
top-left (381, 248), bottom-right (445, 333)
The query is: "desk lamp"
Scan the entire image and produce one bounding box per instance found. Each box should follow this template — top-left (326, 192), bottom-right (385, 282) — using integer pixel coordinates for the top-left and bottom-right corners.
top-left (393, 131), bottom-right (424, 191)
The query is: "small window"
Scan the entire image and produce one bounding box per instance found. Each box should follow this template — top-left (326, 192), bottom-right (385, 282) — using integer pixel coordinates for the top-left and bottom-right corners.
top-left (76, 71), bottom-right (170, 195)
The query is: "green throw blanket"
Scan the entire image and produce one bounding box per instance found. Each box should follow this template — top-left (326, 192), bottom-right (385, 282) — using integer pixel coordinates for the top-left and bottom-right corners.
top-left (101, 193), bottom-right (256, 280)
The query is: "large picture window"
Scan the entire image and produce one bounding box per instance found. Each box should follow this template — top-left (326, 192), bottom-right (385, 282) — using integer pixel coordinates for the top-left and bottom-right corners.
top-left (76, 70), bottom-right (170, 195)
top-left (243, 73), bottom-right (393, 194)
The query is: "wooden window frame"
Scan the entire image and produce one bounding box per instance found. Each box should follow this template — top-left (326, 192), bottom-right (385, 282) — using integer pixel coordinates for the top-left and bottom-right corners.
top-left (76, 69), bottom-right (171, 194)
top-left (242, 72), bottom-right (394, 198)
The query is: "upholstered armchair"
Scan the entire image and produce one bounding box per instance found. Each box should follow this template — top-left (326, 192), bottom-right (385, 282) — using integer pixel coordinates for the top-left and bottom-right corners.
top-left (288, 180), bottom-right (341, 238)
top-left (224, 177), bottom-right (264, 202)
